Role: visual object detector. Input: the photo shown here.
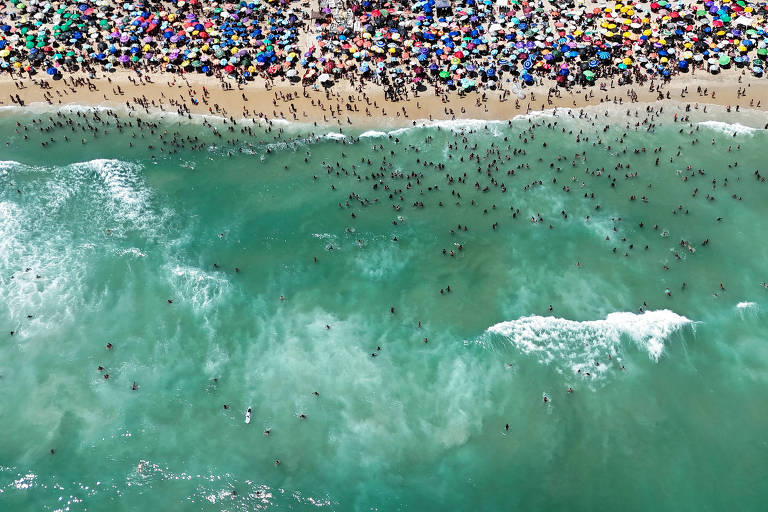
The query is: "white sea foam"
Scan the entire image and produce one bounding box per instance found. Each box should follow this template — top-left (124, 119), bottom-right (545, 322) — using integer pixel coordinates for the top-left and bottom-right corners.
top-left (117, 248), bottom-right (147, 258)
top-left (359, 130), bottom-right (388, 138)
top-left (481, 310), bottom-right (692, 378)
top-left (736, 301), bottom-right (757, 309)
top-left (697, 120), bottom-right (759, 136)
top-left (0, 160), bottom-right (27, 174)
top-left (167, 265), bottom-right (230, 311)
top-left (323, 132), bottom-right (347, 140)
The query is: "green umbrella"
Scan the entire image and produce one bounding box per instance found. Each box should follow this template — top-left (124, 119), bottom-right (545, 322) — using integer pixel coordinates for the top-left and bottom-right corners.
top-left (757, 48), bottom-right (768, 58)
top-left (754, 59), bottom-right (763, 67)
top-left (584, 70), bottom-right (595, 80)
top-left (719, 55), bottom-right (730, 66)
top-left (439, 70), bottom-right (450, 78)
top-left (720, 14), bottom-right (731, 22)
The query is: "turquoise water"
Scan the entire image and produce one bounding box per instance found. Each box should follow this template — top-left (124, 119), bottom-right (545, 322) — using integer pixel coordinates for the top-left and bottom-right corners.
top-left (1, 105), bottom-right (767, 510)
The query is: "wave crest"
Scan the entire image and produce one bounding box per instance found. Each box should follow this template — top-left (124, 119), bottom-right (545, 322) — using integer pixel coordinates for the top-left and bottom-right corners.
top-left (480, 310), bottom-right (692, 378)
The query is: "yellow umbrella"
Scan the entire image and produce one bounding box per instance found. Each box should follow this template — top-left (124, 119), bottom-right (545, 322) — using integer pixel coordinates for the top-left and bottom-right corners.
top-left (660, 56), bottom-right (668, 63)
top-left (682, 51), bottom-right (693, 59)
top-left (0, 49), bottom-right (10, 57)
top-left (623, 57), bottom-right (632, 65)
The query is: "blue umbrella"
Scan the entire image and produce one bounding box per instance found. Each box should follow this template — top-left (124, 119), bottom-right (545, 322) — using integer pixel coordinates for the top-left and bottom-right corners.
top-left (46, 67), bottom-right (57, 75)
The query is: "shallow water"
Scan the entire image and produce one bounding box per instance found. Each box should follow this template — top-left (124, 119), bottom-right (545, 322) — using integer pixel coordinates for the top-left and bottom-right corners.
top-left (1, 104), bottom-right (767, 510)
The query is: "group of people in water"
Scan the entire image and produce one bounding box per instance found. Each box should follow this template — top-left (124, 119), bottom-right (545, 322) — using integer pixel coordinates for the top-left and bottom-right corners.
top-left (6, 88), bottom-right (765, 466)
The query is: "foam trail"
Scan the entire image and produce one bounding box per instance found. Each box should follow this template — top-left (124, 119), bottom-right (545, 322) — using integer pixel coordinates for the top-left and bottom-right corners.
top-left (697, 121), bottom-right (759, 136)
top-left (480, 310), bottom-right (692, 378)
top-left (736, 302), bottom-right (757, 309)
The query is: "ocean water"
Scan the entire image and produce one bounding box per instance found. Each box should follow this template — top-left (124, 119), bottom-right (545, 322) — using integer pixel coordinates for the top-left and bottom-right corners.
top-left (1, 103), bottom-right (767, 511)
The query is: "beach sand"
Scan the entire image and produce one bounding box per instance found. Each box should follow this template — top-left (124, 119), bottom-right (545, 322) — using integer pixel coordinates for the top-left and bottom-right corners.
top-left (2, 68), bottom-right (766, 128)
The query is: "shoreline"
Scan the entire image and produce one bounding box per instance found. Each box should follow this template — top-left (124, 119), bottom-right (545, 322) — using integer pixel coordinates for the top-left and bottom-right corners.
top-left (2, 69), bottom-right (767, 130)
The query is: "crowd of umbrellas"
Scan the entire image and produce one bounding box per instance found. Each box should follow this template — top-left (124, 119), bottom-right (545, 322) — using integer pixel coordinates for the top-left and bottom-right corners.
top-left (1, 0), bottom-right (767, 93)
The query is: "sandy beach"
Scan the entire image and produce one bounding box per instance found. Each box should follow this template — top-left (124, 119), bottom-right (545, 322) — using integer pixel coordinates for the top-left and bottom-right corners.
top-left (2, 67), bottom-right (766, 127)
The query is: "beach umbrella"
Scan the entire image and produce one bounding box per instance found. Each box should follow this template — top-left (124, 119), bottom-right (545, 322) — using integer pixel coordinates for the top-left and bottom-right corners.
top-left (719, 55), bottom-right (731, 66)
